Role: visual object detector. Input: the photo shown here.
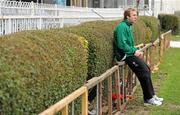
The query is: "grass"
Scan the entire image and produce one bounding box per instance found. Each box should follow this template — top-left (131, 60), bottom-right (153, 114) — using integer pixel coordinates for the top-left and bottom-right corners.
top-left (172, 34), bottom-right (180, 40)
top-left (121, 35), bottom-right (180, 115)
top-left (149, 48), bottom-right (180, 115)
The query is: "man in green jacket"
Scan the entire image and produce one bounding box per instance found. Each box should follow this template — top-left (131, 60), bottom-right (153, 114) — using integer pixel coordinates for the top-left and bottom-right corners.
top-left (114, 8), bottom-right (163, 106)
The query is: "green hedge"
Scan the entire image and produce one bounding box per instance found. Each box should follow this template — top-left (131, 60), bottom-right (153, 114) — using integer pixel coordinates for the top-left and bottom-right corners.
top-left (158, 14), bottom-right (180, 34)
top-left (133, 18), bottom-right (150, 44)
top-left (63, 20), bottom-right (119, 79)
top-left (0, 30), bottom-right (88, 114)
top-left (139, 16), bottom-right (159, 42)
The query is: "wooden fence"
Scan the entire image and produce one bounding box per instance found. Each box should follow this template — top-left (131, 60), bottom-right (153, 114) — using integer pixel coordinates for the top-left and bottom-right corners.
top-left (39, 30), bottom-right (172, 115)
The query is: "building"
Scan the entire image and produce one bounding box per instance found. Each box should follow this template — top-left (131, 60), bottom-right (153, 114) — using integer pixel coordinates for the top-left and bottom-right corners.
top-left (12, 0), bottom-right (88, 7)
top-left (10, 0), bottom-right (150, 8)
top-left (9, 0), bottom-right (177, 11)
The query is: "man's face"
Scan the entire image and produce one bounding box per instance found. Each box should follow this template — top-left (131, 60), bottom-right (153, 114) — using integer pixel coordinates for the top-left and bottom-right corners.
top-left (127, 11), bottom-right (137, 24)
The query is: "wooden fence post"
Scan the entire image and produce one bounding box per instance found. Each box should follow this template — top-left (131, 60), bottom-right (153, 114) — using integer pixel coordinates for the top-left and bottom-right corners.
top-left (97, 82), bottom-right (102, 115)
top-left (82, 90), bottom-right (88, 115)
top-left (62, 106), bottom-right (68, 115)
top-left (107, 76), bottom-right (112, 115)
top-left (115, 67), bottom-right (121, 110)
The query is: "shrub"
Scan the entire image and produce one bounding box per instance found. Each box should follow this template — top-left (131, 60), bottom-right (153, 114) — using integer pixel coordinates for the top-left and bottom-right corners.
top-left (63, 20), bottom-right (119, 79)
top-left (0, 30), bottom-right (88, 114)
top-left (133, 19), bottom-right (151, 44)
top-left (139, 16), bottom-right (159, 41)
top-left (158, 14), bottom-right (180, 34)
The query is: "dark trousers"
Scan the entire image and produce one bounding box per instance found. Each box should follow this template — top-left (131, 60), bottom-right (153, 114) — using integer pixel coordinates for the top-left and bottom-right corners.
top-left (125, 56), bottom-right (155, 101)
top-left (88, 86), bottom-right (96, 102)
top-left (87, 75), bottom-right (96, 102)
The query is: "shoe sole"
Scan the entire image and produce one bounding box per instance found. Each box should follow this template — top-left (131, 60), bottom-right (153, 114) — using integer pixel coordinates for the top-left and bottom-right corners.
top-left (144, 103), bottom-right (162, 106)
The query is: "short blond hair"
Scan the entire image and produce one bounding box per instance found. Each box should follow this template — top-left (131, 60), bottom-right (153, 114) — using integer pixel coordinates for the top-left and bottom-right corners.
top-left (124, 8), bottom-right (137, 20)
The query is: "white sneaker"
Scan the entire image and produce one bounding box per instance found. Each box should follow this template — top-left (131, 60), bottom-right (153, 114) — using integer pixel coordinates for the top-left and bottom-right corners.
top-left (144, 98), bottom-right (162, 106)
top-left (88, 107), bottom-right (97, 115)
top-left (153, 95), bottom-right (164, 102)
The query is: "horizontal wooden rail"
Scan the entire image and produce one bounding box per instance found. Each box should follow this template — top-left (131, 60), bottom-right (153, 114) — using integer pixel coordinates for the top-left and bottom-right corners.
top-left (85, 65), bottom-right (119, 89)
top-left (140, 43), bottom-right (152, 52)
top-left (161, 30), bottom-right (172, 37)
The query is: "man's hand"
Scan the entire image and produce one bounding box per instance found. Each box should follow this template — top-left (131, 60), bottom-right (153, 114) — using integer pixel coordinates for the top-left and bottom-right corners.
top-left (134, 50), bottom-right (143, 59)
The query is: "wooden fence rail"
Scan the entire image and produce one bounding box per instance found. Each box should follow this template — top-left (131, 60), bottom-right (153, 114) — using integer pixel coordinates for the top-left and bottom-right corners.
top-left (39, 30), bottom-right (172, 115)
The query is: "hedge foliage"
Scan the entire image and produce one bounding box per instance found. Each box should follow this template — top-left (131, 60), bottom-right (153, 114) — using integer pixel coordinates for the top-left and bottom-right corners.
top-left (0, 30), bottom-right (88, 114)
top-left (158, 14), bottom-right (180, 34)
top-left (139, 16), bottom-right (159, 42)
top-left (0, 16), bottom-right (160, 114)
top-left (133, 18), bottom-right (150, 44)
top-left (63, 20), bottom-right (119, 79)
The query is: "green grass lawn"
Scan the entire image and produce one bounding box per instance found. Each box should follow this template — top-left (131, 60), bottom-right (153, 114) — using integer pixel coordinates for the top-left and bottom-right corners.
top-left (149, 48), bottom-right (180, 115)
top-left (172, 35), bottom-right (180, 40)
top-left (121, 35), bottom-right (180, 115)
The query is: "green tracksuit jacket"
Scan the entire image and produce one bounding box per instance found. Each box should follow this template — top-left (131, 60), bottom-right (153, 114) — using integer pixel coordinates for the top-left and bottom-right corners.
top-left (113, 19), bottom-right (137, 61)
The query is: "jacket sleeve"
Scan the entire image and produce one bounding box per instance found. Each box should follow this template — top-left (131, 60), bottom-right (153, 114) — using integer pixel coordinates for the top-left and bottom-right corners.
top-left (116, 27), bottom-right (137, 55)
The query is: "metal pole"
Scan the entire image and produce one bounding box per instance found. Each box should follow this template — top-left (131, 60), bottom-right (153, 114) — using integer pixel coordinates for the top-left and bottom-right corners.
top-left (136, 0), bottom-right (140, 16)
top-left (158, 21), bottom-right (161, 62)
top-left (0, 1), bottom-right (2, 16)
top-left (151, 0), bottom-right (154, 16)
top-left (100, 0), bottom-right (104, 8)
top-left (160, 0), bottom-right (162, 11)
top-left (125, 0), bottom-right (127, 9)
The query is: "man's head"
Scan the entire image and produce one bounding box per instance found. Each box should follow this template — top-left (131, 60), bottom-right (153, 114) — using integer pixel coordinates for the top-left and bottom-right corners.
top-left (123, 8), bottom-right (137, 24)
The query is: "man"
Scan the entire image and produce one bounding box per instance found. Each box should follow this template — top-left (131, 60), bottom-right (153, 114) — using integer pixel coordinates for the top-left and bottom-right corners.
top-left (113, 8), bottom-right (163, 106)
